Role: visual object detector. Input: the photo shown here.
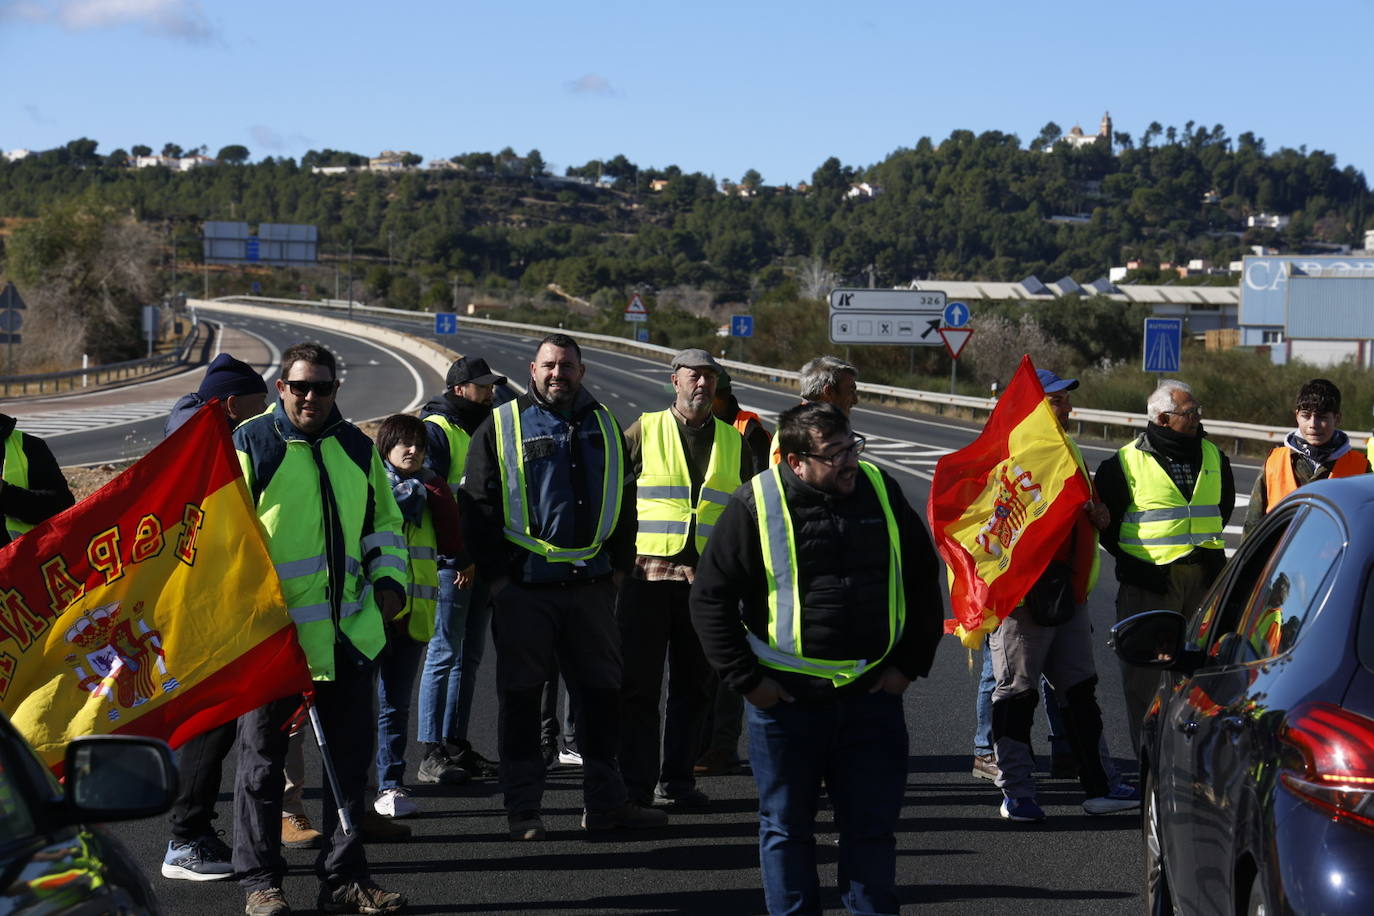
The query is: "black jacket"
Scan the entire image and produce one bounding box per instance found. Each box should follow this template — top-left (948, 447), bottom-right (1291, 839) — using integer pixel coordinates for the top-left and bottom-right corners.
top-left (689, 461), bottom-right (944, 701)
top-left (460, 386), bottom-right (637, 585)
top-left (0, 414), bottom-right (76, 548)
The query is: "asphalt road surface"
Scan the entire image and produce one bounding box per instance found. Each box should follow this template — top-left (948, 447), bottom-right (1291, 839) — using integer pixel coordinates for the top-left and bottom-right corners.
top-left (15, 305), bottom-right (1266, 914)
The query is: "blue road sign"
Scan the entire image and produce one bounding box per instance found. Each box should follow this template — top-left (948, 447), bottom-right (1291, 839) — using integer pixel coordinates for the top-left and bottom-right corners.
top-left (245, 238), bottom-right (260, 261)
top-left (251, 281), bottom-right (262, 294)
top-left (434, 312), bottom-right (458, 335)
top-left (636, 327), bottom-right (650, 343)
top-left (942, 301), bottom-right (969, 328)
top-left (731, 315), bottom-right (754, 338)
top-left (1143, 318), bottom-right (1183, 373)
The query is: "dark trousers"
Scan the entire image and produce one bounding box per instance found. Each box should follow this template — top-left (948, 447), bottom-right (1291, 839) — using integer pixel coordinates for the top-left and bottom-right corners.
top-left (492, 578), bottom-right (627, 815)
top-left (617, 575), bottom-right (715, 800)
top-left (170, 719), bottom-right (237, 841)
top-left (746, 690), bottom-right (908, 915)
top-left (233, 652), bottom-right (373, 892)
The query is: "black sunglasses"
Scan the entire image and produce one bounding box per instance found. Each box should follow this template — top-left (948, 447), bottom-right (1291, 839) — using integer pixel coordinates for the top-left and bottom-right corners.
top-left (283, 379), bottom-right (337, 397)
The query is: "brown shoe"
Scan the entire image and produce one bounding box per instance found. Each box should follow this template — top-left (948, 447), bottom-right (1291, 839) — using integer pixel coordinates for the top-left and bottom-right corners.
top-left (971, 753), bottom-right (1000, 781)
top-left (360, 810), bottom-right (411, 843)
top-left (281, 813), bottom-right (323, 849)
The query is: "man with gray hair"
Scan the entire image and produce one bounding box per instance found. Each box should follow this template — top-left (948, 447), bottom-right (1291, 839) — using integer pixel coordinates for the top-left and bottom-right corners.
top-left (1094, 379), bottom-right (1235, 753)
top-left (798, 355), bottom-right (858, 416)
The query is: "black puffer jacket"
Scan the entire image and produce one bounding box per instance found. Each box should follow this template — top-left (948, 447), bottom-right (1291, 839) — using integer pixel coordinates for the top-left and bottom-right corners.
top-left (690, 461), bottom-right (945, 701)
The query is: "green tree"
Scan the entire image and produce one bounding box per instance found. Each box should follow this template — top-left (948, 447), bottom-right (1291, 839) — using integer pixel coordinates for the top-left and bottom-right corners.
top-left (217, 144), bottom-right (250, 164)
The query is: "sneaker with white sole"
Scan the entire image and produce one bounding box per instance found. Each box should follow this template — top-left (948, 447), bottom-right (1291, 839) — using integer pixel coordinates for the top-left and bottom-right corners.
top-left (373, 786), bottom-right (418, 819)
top-left (999, 796), bottom-right (1046, 823)
top-left (161, 834), bottom-right (234, 881)
top-left (558, 747), bottom-right (583, 766)
top-left (1082, 783), bottom-right (1142, 815)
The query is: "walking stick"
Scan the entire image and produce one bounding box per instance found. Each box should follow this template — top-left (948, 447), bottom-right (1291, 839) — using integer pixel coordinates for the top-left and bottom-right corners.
top-left (302, 691), bottom-right (354, 836)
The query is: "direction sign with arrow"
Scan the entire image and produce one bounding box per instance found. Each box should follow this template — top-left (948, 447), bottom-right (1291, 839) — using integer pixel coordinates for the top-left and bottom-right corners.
top-left (827, 288), bottom-right (946, 345)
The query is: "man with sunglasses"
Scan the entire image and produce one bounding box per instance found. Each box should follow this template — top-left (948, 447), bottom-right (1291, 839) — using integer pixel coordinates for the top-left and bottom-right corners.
top-left (690, 401), bottom-right (944, 915)
top-left (1094, 378), bottom-right (1235, 754)
top-left (232, 342), bottom-right (409, 916)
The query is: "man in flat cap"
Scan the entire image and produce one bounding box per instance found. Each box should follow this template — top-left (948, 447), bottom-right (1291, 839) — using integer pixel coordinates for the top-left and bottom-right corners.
top-left (416, 355), bottom-right (508, 783)
top-left (618, 348), bottom-right (755, 809)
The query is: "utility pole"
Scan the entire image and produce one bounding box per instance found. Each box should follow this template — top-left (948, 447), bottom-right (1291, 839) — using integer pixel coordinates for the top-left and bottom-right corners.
top-left (347, 239), bottom-right (354, 321)
top-left (451, 274), bottom-right (458, 312)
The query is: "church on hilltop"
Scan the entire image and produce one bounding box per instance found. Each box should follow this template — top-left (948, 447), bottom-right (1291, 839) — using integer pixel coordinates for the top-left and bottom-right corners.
top-left (1061, 112), bottom-right (1112, 150)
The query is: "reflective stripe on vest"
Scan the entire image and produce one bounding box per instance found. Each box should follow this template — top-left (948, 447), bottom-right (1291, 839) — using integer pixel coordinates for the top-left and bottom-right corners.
top-left (401, 508), bottom-right (440, 642)
top-left (748, 461), bottom-right (905, 686)
top-left (3, 429), bottom-right (32, 540)
top-left (635, 410), bottom-right (743, 556)
top-left (424, 414), bottom-right (472, 488)
top-left (1116, 441), bottom-right (1225, 562)
top-left (492, 400), bottom-right (625, 561)
top-left (1263, 447), bottom-right (1367, 512)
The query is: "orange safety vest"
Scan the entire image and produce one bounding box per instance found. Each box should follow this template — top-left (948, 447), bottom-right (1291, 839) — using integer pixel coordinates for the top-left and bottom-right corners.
top-left (732, 409), bottom-right (763, 436)
top-left (1262, 447), bottom-right (1367, 512)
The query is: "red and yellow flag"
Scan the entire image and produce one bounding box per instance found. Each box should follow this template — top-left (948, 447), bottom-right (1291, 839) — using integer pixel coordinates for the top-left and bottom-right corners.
top-left (928, 356), bottom-right (1091, 648)
top-left (0, 402), bottom-right (310, 772)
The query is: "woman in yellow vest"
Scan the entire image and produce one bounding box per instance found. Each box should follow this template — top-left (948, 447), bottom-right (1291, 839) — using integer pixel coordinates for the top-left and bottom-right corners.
top-left (371, 415), bottom-right (469, 822)
top-left (1242, 379), bottom-right (1370, 536)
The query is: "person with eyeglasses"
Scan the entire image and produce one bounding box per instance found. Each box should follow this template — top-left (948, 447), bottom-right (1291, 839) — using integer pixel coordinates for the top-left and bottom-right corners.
top-left (1094, 378), bottom-right (1235, 755)
top-left (690, 401), bottom-right (944, 916)
top-left (231, 342), bottom-right (409, 916)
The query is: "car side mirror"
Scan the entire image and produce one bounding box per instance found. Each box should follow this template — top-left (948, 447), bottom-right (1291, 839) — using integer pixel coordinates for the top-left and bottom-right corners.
top-left (59, 735), bottom-right (177, 825)
top-left (1109, 610), bottom-right (1203, 674)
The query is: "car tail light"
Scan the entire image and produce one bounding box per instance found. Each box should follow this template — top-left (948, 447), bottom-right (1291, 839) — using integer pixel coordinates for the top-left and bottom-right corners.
top-left (1279, 702), bottom-right (1374, 832)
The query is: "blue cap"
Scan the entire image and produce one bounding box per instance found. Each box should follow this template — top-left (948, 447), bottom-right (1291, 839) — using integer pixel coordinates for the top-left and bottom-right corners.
top-left (1036, 369), bottom-right (1079, 394)
top-left (197, 353), bottom-right (267, 400)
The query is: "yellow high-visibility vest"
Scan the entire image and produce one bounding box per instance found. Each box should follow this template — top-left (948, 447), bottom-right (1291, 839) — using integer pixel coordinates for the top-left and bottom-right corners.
top-left (423, 414), bottom-right (472, 489)
top-left (635, 410), bottom-right (743, 556)
top-left (1116, 440), bottom-right (1224, 564)
top-left (2, 428), bottom-right (32, 541)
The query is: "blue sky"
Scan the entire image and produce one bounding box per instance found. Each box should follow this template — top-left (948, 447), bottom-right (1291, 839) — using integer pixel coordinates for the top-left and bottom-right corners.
top-left (3, 0), bottom-right (1371, 186)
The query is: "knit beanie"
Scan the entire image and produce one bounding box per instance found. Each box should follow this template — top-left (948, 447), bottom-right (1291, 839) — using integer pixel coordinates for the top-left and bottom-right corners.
top-left (197, 354), bottom-right (268, 400)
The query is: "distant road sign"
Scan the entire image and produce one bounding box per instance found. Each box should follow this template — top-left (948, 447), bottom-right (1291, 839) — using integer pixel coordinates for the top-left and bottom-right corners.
top-left (434, 312), bottom-right (458, 335)
top-left (1143, 318), bottom-right (1183, 373)
top-left (0, 310), bottom-right (22, 333)
top-left (731, 315), bottom-right (754, 338)
top-left (828, 288), bottom-right (946, 345)
top-left (636, 327), bottom-right (650, 343)
top-left (0, 282), bottom-right (27, 311)
top-left (942, 301), bottom-right (970, 328)
top-left (938, 327), bottom-right (974, 359)
top-left (625, 293), bottom-right (649, 323)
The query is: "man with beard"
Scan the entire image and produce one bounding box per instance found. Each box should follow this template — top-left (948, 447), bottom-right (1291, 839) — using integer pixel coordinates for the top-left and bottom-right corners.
top-left (1095, 379), bottom-right (1235, 754)
top-left (414, 356), bottom-right (506, 784)
top-left (618, 349), bottom-right (753, 810)
top-left (462, 334), bottom-right (665, 839)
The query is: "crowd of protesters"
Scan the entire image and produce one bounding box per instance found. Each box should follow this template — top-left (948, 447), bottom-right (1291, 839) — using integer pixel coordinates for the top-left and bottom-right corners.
top-left (6, 328), bottom-right (1367, 916)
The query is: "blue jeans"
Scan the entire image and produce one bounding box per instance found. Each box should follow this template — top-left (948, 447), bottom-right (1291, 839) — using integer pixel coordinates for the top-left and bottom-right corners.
top-left (376, 635), bottom-right (426, 789)
top-left (974, 640), bottom-right (995, 756)
top-left (746, 690), bottom-right (908, 916)
top-left (417, 572), bottom-right (491, 745)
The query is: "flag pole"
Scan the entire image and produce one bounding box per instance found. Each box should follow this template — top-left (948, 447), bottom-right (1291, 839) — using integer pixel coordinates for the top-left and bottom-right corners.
top-left (304, 692), bottom-right (353, 836)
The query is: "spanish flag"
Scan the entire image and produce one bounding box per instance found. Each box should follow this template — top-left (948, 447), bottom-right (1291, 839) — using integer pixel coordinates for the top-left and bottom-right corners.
top-left (928, 356), bottom-right (1091, 648)
top-left (0, 402), bottom-right (310, 772)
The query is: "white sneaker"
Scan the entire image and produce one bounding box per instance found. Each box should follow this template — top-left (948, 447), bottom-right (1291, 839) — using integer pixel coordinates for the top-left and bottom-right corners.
top-left (373, 787), bottom-right (418, 819)
top-left (558, 748), bottom-right (583, 766)
top-left (1082, 784), bottom-right (1141, 815)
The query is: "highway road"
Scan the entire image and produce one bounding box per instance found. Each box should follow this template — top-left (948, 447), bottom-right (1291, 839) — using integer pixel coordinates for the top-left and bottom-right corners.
top-left (9, 305), bottom-right (1266, 914)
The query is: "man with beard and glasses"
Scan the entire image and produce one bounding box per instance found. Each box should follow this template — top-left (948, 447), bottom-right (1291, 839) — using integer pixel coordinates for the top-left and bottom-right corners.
top-left (1095, 379), bottom-right (1235, 754)
top-left (617, 349), bottom-right (753, 811)
top-left (461, 334), bottom-right (665, 839)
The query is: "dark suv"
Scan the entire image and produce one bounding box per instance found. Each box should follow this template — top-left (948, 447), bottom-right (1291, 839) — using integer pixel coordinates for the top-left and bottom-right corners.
top-left (0, 712), bottom-right (176, 914)
top-left (1112, 474), bottom-right (1374, 916)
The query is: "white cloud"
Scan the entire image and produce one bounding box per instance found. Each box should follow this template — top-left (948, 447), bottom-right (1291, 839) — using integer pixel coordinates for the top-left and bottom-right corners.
top-left (3, 0), bottom-right (216, 42)
top-left (566, 73), bottom-right (617, 96)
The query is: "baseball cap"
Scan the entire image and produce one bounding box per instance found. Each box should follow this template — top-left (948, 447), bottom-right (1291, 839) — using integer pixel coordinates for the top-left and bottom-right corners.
top-left (447, 356), bottom-right (506, 388)
top-left (198, 353), bottom-right (268, 400)
top-left (1036, 369), bottom-right (1079, 394)
top-left (716, 368), bottom-right (733, 392)
top-left (670, 348), bottom-right (722, 373)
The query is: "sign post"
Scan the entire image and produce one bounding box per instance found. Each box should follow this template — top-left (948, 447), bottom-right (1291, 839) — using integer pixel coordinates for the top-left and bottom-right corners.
top-left (624, 294), bottom-right (648, 339)
top-left (938, 327), bottom-right (974, 394)
top-left (0, 282), bottom-right (25, 372)
top-left (1143, 317), bottom-right (1183, 380)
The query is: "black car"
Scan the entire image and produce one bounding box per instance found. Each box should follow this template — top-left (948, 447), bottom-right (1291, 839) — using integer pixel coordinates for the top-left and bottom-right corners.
top-left (1112, 474), bottom-right (1374, 915)
top-left (0, 712), bottom-right (176, 914)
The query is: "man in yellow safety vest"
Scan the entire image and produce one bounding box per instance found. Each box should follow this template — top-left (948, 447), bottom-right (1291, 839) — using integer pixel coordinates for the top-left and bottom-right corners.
top-left (0, 412), bottom-right (74, 548)
top-left (1094, 378), bottom-right (1235, 755)
top-left (618, 348), bottom-right (754, 810)
top-left (690, 401), bottom-right (944, 915)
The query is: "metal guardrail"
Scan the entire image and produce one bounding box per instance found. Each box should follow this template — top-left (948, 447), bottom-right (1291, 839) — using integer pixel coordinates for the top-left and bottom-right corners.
top-left (0, 322), bottom-right (206, 397)
top-left (216, 296), bottom-right (1317, 455)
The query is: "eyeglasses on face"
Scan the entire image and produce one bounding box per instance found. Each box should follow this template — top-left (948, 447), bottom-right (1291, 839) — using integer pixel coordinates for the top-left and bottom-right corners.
top-left (283, 379), bottom-right (337, 398)
top-left (801, 436), bottom-right (866, 467)
top-left (1165, 406), bottom-right (1202, 419)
